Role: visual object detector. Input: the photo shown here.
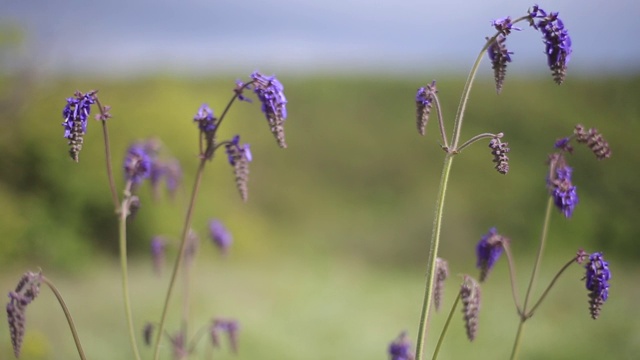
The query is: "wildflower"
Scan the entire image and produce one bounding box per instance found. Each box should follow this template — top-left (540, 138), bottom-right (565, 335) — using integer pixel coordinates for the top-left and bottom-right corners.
top-left (528, 5), bottom-right (572, 84)
top-left (434, 258), bottom-right (449, 311)
top-left (6, 271), bottom-right (42, 358)
top-left (460, 276), bottom-right (481, 341)
top-left (489, 134), bottom-right (510, 174)
top-left (250, 71), bottom-right (288, 148)
top-left (584, 252), bottom-right (611, 319)
top-left (210, 318), bottom-right (240, 353)
top-left (476, 227), bottom-right (506, 282)
top-left (574, 124), bottom-right (612, 160)
top-left (209, 219), bottom-right (233, 254)
top-left (62, 91), bottom-right (96, 162)
top-left (123, 144), bottom-right (152, 185)
top-left (225, 135), bottom-right (252, 202)
top-left (151, 236), bottom-right (166, 275)
top-left (487, 35), bottom-right (513, 94)
top-left (388, 331), bottom-right (414, 360)
top-left (554, 136), bottom-right (573, 153)
top-left (547, 154), bottom-right (578, 218)
top-left (194, 104), bottom-right (217, 159)
top-left (415, 81), bottom-right (436, 136)
top-left (491, 16), bottom-right (521, 36)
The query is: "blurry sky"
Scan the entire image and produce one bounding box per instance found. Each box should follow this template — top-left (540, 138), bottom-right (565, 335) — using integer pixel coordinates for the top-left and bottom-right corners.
top-left (1, 0), bottom-right (639, 76)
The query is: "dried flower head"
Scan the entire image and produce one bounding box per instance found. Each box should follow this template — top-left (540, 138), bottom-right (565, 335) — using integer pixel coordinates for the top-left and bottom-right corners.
top-left (584, 252), bottom-right (611, 319)
top-left (194, 104), bottom-right (217, 159)
top-left (209, 219), bottom-right (233, 254)
top-left (124, 144), bottom-right (152, 185)
top-left (460, 275), bottom-right (481, 341)
top-left (415, 81), bottom-right (437, 136)
top-left (547, 153), bottom-right (578, 218)
top-left (62, 91), bottom-right (96, 162)
top-left (528, 5), bottom-right (572, 84)
top-left (388, 331), bottom-right (414, 360)
top-left (6, 271), bottom-right (42, 358)
top-left (225, 135), bottom-right (252, 202)
top-left (434, 257), bottom-right (449, 311)
top-left (487, 35), bottom-right (513, 94)
top-left (574, 124), bottom-right (612, 160)
top-left (489, 134), bottom-right (510, 174)
top-left (250, 71), bottom-right (288, 148)
top-left (210, 318), bottom-right (240, 353)
top-left (476, 227), bottom-right (506, 282)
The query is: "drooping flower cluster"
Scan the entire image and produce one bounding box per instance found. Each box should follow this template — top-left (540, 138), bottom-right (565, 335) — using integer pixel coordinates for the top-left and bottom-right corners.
top-left (250, 72), bottom-right (288, 148)
top-left (225, 135), bottom-right (252, 202)
top-left (574, 124), bottom-right (612, 160)
top-left (388, 331), bottom-right (415, 360)
top-left (415, 81), bottom-right (437, 136)
top-left (584, 252), bottom-right (611, 319)
top-left (547, 153), bottom-right (579, 218)
top-left (6, 271), bottom-right (42, 358)
top-left (209, 219), bottom-right (233, 254)
top-left (476, 227), bottom-right (506, 282)
top-left (460, 276), bottom-right (481, 341)
top-left (62, 91), bottom-right (96, 162)
top-left (123, 144), bottom-right (152, 185)
top-left (209, 318), bottom-right (240, 353)
top-left (194, 104), bottom-right (218, 159)
top-left (488, 135), bottom-right (510, 174)
top-left (528, 5), bottom-right (572, 84)
top-left (487, 35), bottom-right (513, 94)
top-left (433, 257), bottom-right (449, 312)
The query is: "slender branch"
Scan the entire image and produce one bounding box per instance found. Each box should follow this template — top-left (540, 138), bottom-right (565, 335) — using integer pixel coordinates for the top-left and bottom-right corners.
top-left (501, 241), bottom-right (523, 315)
top-left (431, 93), bottom-right (449, 151)
top-left (41, 276), bottom-right (87, 360)
top-left (526, 257), bottom-right (577, 318)
top-left (153, 158), bottom-right (208, 360)
top-left (456, 132), bottom-right (502, 154)
top-left (94, 97), bottom-right (120, 212)
top-left (431, 291), bottom-right (461, 360)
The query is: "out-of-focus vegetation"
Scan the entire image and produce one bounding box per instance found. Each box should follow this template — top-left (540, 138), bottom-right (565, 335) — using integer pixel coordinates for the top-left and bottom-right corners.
top-left (0, 73), bottom-right (639, 359)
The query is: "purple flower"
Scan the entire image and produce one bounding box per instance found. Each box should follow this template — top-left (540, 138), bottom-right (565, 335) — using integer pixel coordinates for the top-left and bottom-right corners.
top-left (476, 227), bottom-right (505, 282)
top-left (225, 136), bottom-right (252, 202)
top-left (585, 252), bottom-right (611, 319)
top-left (250, 71), bottom-right (288, 148)
top-left (491, 16), bottom-right (521, 35)
top-left (487, 35), bottom-right (513, 94)
top-left (234, 80), bottom-right (253, 103)
top-left (61, 91), bottom-right (96, 162)
top-left (528, 6), bottom-right (572, 84)
top-left (548, 154), bottom-right (578, 218)
top-left (209, 219), bottom-right (232, 254)
top-left (554, 136), bottom-right (573, 153)
top-left (388, 332), bottom-right (414, 360)
top-left (415, 81), bottom-right (436, 136)
top-left (124, 144), bottom-right (152, 184)
top-left (488, 135), bottom-right (510, 174)
top-left (210, 318), bottom-right (240, 353)
top-left (194, 104), bottom-right (216, 133)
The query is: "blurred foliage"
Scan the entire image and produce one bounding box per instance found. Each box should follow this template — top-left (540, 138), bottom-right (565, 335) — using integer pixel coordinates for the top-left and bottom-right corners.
top-left (0, 74), bottom-right (638, 271)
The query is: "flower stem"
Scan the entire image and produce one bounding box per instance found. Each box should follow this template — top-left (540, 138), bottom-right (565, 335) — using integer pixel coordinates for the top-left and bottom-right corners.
top-left (415, 153), bottom-right (454, 359)
top-left (501, 241), bottom-right (523, 315)
top-left (526, 257), bottom-right (577, 318)
top-left (119, 181), bottom-right (142, 360)
top-left (41, 276), bottom-right (87, 360)
top-left (431, 291), bottom-right (461, 360)
top-left (509, 197), bottom-right (554, 360)
top-left (456, 132), bottom-right (502, 154)
top-left (153, 158), bottom-right (207, 360)
top-left (95, 98), bottom-right (120, 212)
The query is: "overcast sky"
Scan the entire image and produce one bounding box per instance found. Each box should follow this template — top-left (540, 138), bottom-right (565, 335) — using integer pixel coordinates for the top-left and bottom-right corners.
top-left (2, 0), bottom-right (639, 76)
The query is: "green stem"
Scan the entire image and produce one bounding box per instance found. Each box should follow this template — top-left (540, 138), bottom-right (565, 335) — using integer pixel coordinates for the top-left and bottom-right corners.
top-left (431, 92), bottom-right (449, 151)
top-left (415, 153), bottom-right (454, 359)
top-left (153, 158), bottom-right (207, 360)
top-left (501, 241), bottom-right (523, 316)
top-left (509, 197), bottom-right (554, 360)
top-left (431, 291), bottom-right (461, 360)
top-left (526, 257), bottom-right (577, 318)
top-left (119, 181), bottom-right (142, 360)
top-left (456, 132), bottom-right (502, 154)
top-left (41, 276), bottom-right (87, 360)
top-left (95, 98), bottom-right (120, 212)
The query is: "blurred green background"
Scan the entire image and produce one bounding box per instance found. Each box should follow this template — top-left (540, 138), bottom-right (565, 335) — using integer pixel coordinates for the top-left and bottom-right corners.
top-left (1, 63), bottom-right (639, 359)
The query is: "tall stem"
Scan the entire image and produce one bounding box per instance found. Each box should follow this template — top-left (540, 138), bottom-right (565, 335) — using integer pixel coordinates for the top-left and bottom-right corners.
top-left (119, 181), bottom-right (142, 360)
top-left (509, 197), bottom-right (554, 360)
top-left (153, 158), bottom-right (207, 360)
top-left (41, 277), bottom-right (87, 360)
top-left (95, 98), bottom-right (120, 211)
top-left (415, 153), bottom-right (454, 359)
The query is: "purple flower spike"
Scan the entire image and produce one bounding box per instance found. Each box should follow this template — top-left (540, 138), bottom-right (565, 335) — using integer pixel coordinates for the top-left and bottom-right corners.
top-left (388, 331), bottom-right (414, 360)
top-left (124, 144), bottom-right (152, 185)
top-left (584, 252), bottom-right (611, 319)
top-left (491, 16), bottom-right (521, 35)
top-left (250, 71), bottom-right (288, 148)
top-left (547, 154), bottom-right (578, 218)
top-left (529, 6), bottom-right (572, 84)
top-left (487, 35), bottom-right (513, 94)
top-left (415, 81), bottom-right (437, 136)
top-left (62, 91), bottom-right (96, 162)
top-left (476, 227), bottom-right (506, 282)
top-left (194, 104), bottom-right (216, 133)
top-left (209, 219), bottom-right (233, 254)
top-left (225, 136), bottom-right (252, 202)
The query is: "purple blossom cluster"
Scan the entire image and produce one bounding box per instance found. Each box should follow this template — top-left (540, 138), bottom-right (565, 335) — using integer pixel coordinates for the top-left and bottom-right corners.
top-left (123, 144), bottom-right (152, 185)
top-left (250, 71), bottom-right (288, 148)
top-left (209, 219), bottom-right (233, 254)
top-left (585, 252), bottom-right (611, 319)
top-left (388, 331), bottom-right (414, 360)
top-left (528, 5), bottom-right (572, 84)
top-left (415, 81), bottom-right (437, 136)
top-left (476, 228), bottom-right (506, 282)
top-left (225, 135), bottom-right (253, 202)
top-left (62, 91), bottom-right (96, 162)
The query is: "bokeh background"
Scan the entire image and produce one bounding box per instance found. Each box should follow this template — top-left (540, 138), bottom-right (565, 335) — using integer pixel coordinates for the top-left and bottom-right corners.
top-left (1, 1), bottom-right (639, 359)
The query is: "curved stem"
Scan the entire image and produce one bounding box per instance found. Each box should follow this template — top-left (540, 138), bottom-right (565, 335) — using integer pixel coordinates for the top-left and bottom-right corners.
top-left (501, 241), bottom-right (523, 315)
top-left (431, 291), bottom-right (461, 360)
top-left (431, 93), bottom-right (449, 151)
top-left (41, 277), bottom-right (87, 360)
top-left (456, 132), bottom-right (502, 154)
top-left (153, 158), bottom-right (208, 360)
top-left (415, 153), bottom-right (455, 359)
top-left (119, 180), bottom-right (142, 360)
top-left (526, 257), bottom-right (577, 318)
top-left (94, 97), bottom-right (120, 212)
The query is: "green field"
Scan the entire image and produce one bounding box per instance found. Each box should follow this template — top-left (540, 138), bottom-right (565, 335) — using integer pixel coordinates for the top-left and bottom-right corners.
top-left (0, 74), bottom-right (638, 359)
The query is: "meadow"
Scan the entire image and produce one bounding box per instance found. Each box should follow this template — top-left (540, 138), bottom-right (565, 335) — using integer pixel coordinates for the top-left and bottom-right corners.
top-left (0, 73), bottom-right (638, 359)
